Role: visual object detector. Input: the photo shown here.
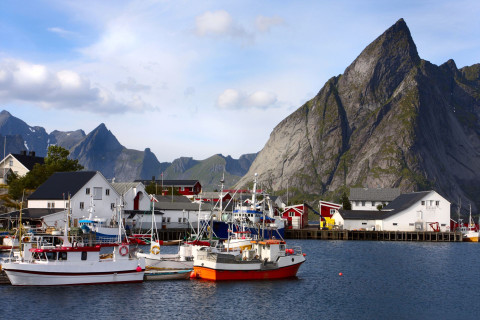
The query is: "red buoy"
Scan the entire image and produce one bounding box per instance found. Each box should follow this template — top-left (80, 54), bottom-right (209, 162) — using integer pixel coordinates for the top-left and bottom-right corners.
top-left (339, 272), bottom-right (343, 276)
top-left (136, 266), bottom-right (142, 272)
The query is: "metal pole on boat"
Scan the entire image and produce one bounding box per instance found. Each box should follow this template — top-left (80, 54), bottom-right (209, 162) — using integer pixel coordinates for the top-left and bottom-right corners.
top-left (64, 194), bottom-right (72, 247)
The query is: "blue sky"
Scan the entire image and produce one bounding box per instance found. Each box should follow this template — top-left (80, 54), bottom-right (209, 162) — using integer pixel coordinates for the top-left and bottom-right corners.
top-left (1, 0), bottom-right (479, 161)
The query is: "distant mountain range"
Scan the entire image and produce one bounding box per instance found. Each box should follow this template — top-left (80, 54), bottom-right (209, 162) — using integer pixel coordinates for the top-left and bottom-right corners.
top-left (236, 18), bottom-right (480, 213)
top-left (0, 110), bottom-right (256, 190)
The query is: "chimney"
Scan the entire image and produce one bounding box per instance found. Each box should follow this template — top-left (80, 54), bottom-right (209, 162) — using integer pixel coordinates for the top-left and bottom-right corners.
top-left (29, 151), bottom-right (36, 157)
top-left (152, 176), bottom-right (155, 181)
top-left (20, 150), bottom-right (27, 156)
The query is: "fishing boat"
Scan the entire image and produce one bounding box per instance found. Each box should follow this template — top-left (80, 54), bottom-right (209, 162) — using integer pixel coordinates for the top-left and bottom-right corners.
top-left (2, 197), bottom-right (145, 286)
top-left (191, 239), bottom-right (306, 281)
top-left (461, 205), bottom-right (479, 242)
top-left (79, 196), bottom-right (119, 243)
top-left (135, 196), bottom-right (194, 270)
top-left (144, 269), bottom-right (192, 281)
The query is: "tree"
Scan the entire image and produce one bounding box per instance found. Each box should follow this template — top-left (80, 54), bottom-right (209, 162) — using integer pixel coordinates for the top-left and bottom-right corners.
top-left (340, 192), bottom-right (351, 210)
top-left (8, 146), bottom-right (84, 200)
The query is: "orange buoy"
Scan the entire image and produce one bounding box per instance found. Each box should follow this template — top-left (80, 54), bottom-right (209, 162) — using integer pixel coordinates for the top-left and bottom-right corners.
top-left (339, 272), bottom-right (343, 276)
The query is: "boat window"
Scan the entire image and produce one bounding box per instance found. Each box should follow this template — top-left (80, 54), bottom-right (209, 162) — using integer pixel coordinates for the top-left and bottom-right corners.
top-left (280, 245), bottom-right (285, 250)
top-left (58, 252), bottom-right (67, 261)
top-left (32, 252), bottom-right (42, 260)
top-left (46, 252), bottom-right (57, 261)
top-left (81, 251), bottom-right (87, 261)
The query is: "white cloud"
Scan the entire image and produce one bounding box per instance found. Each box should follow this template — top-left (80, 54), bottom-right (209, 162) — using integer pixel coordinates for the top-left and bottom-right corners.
top-left (255, 15), bottom-right (285, 32)
top-left (217, 89), bottom-right (277, 109)
top-left (115, 77), bottom-right (151, 92)
top-left (0, 59), bottom-right (156, 114)
top-left (48, 27), bottom-right (76, 38)
top-left (195, 10), bottom-right (250, 40)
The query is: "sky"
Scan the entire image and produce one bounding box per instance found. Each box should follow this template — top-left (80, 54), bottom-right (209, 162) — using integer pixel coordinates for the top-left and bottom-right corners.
top-left (1, 0), bottom-right (479, 162)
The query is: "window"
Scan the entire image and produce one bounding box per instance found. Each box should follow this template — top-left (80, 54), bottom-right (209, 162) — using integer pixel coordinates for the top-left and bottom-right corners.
top-left (441, 224), bottom-right (446, 227)
top-left (178, 218), bottom-right (182, 223)
top-left (106, 189), bottom-right (110, 196)
top-left (371, 201), bottom-right (375, 207)
top-left (162, 217), bottom-right (166, 222)
top-left (361, 201), bottom-right (365, 207)
top-left (9, 160), bottom-right (13, 166)
top-left (86, 188), bottom-right (90, 195)
top-left (111, 203), bottom-right (115, 210)
top-left (409, 223), bottom-right (414, 226)
top-left (58, 252), bottom-right (67, 261)
top-left (330, 209), bottom-right (336, 215)
top-left (436, 201), bottom-right (440, 206)
top-left (167, 218), bottom-right (171, 223)
top-left (81, 251), bottom-right (87, 261)
top-left (93, 187), bottom-right (102, 200)
top-left (362, 222), bottom-right (367, 225)
top-left (48, 202), bottom-right (55, 208)
top-left (393, 223), bottom-right (398, 226)
top-left (80, 202), bottom-right (84, 209)
top-left (421, 201), bottom-right (425, 205)
top-left (181, 187), bottom-right (185, 191)
top-left (46, 252), bottom-right (57, 261)
top-left (289, 212), bottom-right (295, 217)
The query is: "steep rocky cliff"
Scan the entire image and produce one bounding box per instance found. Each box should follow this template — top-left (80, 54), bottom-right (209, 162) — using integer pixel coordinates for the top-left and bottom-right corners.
top-left (236, 19), bottom-right (480, 210)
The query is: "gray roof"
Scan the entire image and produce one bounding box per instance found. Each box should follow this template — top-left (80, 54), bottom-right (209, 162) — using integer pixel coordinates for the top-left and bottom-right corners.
top-left (154, 201), bottom-right (213, 211)
top-left (111, 182), bottom-right (143, 195)
top-left (383, 191), bottom-right (431, 211)
top-left (339, 191), bottom-right (433, 220)
top-left (349, 188), bottom-right (401, 201)
top-left (337, 209), bottom-right (391, 220)
top-left (155, 195), bottom-right (193, 203)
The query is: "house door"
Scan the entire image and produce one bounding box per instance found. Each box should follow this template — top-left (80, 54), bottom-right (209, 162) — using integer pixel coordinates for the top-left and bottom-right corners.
top-left (134, 192), bottom-right (140, 210)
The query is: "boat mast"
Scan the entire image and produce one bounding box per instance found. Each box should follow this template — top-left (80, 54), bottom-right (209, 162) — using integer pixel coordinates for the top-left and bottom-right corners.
top-left (64, 194), bottom-right (72, 246)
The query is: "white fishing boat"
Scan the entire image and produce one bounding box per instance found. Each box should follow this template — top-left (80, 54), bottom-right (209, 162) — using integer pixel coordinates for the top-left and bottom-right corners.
top-left (79, 196), bottom-right (119, 243)
top-left (2, 197), bottom-right (145, 286)
top-left (461, 205), bottom-right (479, 242)
top-left (135, 196), bottom-right (194, 270)
top-left (191, 239), bottom-right (305, 281)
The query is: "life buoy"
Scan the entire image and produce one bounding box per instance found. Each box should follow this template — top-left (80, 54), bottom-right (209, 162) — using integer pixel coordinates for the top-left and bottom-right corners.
top-left (150, 246), bottom-right (160, 255)
top-left (119, 245), bottom-right (129, 256)
top-left (23, 236), bottom-right (30, 242)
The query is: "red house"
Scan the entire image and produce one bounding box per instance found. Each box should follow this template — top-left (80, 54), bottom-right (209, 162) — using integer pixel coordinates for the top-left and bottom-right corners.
top-left (281, 203), bottom-right (318, 229)
top-left (319, 200), bottom-right (342, 218)
top-left (135, 179), bottom-right (202, 196)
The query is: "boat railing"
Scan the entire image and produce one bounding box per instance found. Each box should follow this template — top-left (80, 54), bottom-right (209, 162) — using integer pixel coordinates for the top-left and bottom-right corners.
top-left (286, 246), bottom-right (302, 255)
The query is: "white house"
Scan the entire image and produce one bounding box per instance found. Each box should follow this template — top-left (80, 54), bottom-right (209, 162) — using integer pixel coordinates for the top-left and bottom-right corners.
top-left (349, 187), bottom-right (401, 210)
top-left (27, 171), bottom-right (121, 228)
top-left (333, 191), bottom-right (451, 232)
top-left (0, 151), bottom-right (44, 184)
top-left (111, 182), bottom-right (150, 211)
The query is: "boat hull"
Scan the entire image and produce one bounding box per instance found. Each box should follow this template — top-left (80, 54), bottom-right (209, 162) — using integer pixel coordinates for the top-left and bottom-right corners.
top-left (137, 253), bottom-right (193, 270)
top-left (463, 236), bottom-right (479, 242)
top-left (2, 260), bottom-right (145, 286)
top-left (192, 261), bottom-right (304, 281)
top-left (144, 269), bottom-right (192, 280)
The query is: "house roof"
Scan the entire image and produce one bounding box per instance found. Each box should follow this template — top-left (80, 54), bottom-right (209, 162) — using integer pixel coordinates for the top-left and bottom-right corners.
top-left (10, 153), bottom-right (45, 170)
top-left (338, 191), bottom-right (434, 220)
top-left (197, 192), bottom-right (230, 199)
top-left (28, 171), bottom-right (97, 200)
top-left (349, 188), bottom-right (401, 201)
top-left (337, 209), bottom-right (391, 220)
top-left (111, 182), bottom-right (143, 195)
top-left (383, 191), bottom-right (431, 211)
top-left (155, 195), bottom-right (193, 203)
top-left (135, 179), bottom-right (200, 187)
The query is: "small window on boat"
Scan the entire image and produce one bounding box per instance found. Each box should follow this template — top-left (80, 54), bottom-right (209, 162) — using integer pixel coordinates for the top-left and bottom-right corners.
top-left (280, 245), bottom-right (285, 250)
top-left (362, 222), bottom-right (367, 225)
top-left (58, 252), bottom-right (67, 261)
top-left (393, 223), bottom-right (398, 226)
top-left (81, 251), bottom-right (87, 261)
top-left (46, 252), bottom-right (57, 261)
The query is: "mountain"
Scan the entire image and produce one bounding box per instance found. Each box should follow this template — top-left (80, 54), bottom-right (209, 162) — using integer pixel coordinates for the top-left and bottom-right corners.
top-left (235, 19), bottom-right (480, 212)
top-left (0, 110), bottom-right (256, 188)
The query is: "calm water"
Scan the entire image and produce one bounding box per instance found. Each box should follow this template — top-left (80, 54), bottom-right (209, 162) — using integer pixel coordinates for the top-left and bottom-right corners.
top-left (1, 240), bottom-right (479, 319)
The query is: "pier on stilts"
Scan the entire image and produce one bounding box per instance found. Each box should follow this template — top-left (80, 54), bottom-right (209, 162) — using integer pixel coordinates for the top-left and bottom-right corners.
top-left (285, 228), bottom-right (463, 242)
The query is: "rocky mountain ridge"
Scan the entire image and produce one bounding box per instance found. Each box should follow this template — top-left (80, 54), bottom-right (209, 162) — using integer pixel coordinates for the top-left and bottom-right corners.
top-left (236, 18), bottom-right (480, 212)
top-left (0, 110), bottom-right (256, 189)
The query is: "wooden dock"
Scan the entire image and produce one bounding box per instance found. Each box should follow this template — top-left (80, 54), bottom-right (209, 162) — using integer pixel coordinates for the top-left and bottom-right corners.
top-left (285, 228), bottom-right (463, 242)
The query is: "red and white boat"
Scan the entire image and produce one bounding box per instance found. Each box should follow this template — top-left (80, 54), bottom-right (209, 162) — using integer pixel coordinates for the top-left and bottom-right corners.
top-left (2, 198), bottom-right (145, 286)
top-left (2, 240), bottom-right (145, 286)
top-left (191, 239), bottom-right (305, 281)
